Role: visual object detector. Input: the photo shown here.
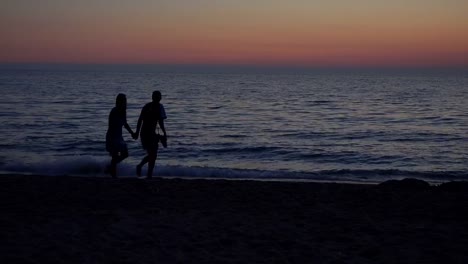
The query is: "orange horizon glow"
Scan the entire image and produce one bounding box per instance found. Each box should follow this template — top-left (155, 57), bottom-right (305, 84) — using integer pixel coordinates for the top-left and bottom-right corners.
top-left (1, 1), bottom-right (467, 68)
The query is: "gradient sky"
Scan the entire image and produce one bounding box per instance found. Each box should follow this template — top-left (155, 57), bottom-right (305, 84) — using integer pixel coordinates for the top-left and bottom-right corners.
top-left (1, 0), bottom-right (467, 67)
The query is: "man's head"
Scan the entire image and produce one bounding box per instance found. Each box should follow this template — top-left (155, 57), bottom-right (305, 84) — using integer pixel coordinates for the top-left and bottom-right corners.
top-left (152, 91), bottom-right (162, 103)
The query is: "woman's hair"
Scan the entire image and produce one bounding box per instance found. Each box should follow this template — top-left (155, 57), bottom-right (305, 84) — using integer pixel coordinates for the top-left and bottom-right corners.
top-left (115, 93), bottom-right (127, 114)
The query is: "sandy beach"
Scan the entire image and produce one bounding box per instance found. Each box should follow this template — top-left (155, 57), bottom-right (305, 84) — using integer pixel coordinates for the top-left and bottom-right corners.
top-left (1, 175), bottom-right (467, 263)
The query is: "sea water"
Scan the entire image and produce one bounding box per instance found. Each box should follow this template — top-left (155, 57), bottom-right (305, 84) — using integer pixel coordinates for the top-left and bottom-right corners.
top-left (0, 65), bottom-right (467, 183)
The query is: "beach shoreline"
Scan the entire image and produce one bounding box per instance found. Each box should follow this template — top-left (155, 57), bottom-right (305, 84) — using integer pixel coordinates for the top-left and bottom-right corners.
top-left (0, 172), bottom-right (448, 185)
top-left (1, 174), bottom-right (467, 263)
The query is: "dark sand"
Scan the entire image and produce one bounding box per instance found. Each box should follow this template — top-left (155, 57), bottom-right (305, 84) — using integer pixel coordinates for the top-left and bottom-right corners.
top-left (1, 175), bottom-right (467, 264)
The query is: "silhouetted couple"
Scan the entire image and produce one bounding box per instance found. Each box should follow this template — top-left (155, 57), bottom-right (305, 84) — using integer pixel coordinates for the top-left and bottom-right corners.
top-left (105, 91), bottom-right (167, 179)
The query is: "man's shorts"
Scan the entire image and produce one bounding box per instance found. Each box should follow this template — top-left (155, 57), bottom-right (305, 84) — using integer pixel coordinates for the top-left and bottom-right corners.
top-left (141, 133), bottom-right (159, 151)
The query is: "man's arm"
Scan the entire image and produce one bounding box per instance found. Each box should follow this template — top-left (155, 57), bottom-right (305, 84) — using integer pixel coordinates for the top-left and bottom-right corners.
top-left (158, 119), bottom-right (167, 137)
top-left (159, 104), bottom-right (167, 137)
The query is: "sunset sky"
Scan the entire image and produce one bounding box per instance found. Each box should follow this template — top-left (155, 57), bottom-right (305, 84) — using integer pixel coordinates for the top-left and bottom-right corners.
top-left (1, 0), bottom-right (467, 67)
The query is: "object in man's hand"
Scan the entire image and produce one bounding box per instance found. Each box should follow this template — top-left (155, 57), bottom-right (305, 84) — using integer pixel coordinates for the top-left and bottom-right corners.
top-left (160, 135), bottom-right (167, 148)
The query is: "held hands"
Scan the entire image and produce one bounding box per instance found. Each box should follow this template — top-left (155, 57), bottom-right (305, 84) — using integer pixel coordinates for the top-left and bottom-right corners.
top-left (132, 132), bottom-right (138, 140)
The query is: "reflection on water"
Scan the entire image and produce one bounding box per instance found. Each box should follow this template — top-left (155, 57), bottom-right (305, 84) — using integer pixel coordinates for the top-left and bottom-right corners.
top-left (0, 68), bottom-right (467, 182)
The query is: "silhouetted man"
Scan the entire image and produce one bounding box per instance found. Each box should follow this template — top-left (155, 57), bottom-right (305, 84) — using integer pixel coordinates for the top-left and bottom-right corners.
top-left (134, 91), bottom-right (167, 179)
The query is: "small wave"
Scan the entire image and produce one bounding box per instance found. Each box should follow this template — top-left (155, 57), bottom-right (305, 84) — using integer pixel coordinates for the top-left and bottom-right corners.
top-left (220, 134), bottom-right (249, 139)
top-left (207, 106), bottom-right (223, 110)
top-left (274, 131), bottom-right (323, 139)
top-left (310, 100), bottom-right (333, 104)
top-left (203, 146), bottom-right (281, 154)
top-left (0, 157), bottom-right (466, 183)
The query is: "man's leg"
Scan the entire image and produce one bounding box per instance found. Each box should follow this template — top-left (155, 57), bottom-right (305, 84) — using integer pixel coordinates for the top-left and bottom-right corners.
top-left (147, 148), bottom-right (159, 179)
top-left (137, 155), bottom-right (148, 177)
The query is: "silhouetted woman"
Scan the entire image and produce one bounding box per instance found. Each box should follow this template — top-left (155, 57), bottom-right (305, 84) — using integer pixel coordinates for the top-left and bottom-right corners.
top-left (106, 93), bottom-right (135, 178)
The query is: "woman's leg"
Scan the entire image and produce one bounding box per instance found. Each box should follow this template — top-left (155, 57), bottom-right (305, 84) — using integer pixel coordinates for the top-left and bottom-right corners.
top-left (110, 152), bottom-right (120, 178)
top-left (116, 149), bottom-right (128, 164)
top-left (110, 148), bottom-right (128, 178)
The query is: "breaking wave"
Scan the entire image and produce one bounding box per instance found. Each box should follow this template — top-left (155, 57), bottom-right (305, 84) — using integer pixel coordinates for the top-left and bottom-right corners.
top-left (0, 156), bottom-right (466, 184)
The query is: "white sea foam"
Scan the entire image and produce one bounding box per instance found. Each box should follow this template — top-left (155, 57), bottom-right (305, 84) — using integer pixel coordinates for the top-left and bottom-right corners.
top-left (0, 156), bottom-right (465, 184)
top-left (1, 156), bottom-right (108, 176)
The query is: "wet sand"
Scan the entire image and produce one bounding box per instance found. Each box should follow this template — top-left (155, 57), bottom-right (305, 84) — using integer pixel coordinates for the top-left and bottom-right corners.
top-left (1, 175), bottom-right (467, 263)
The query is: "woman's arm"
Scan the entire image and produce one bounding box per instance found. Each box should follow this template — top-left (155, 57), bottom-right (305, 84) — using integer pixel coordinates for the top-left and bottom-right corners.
top-left (124, 122), bottom-right (134, 137)
top-left (134, 107), bottom-right (144, 139)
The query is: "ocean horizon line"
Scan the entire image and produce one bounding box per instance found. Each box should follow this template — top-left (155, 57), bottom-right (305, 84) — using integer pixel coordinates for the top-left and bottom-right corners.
top-left (1, 62), bottom-right (467, 75)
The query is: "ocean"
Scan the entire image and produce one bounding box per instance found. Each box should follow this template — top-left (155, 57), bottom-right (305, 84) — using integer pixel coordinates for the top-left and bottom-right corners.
top-left (0, 65), bottom-right (467, 183)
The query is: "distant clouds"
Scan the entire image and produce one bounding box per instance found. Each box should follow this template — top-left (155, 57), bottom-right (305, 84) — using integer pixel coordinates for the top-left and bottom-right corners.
top-left (1, 0), bottom-right (467, 67)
